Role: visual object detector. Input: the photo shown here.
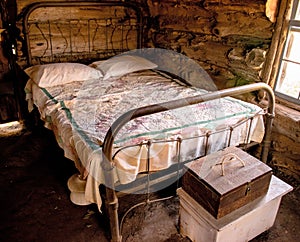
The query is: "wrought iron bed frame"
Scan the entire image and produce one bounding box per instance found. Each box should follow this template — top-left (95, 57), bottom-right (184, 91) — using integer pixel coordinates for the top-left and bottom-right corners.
top-left (18, 1), bottom-right (275, 241)
top-left (19, 0), bottom-right (144, 66)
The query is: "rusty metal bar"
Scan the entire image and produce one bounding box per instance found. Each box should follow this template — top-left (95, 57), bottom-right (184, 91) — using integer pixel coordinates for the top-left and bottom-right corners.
top-left (227, 126), bottom-right (233, 147)
top-left (204, 131), bottom-right (211, 156)
top-left (146, 140), bottom-right (151, 200)
top-left (176, 137), bottom-right (182, 189)
top-left (244, 117), bottom-right (254, 150)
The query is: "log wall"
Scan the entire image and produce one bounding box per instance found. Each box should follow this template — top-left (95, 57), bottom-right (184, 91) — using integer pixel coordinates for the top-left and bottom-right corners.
top-left (271, 104), bottom-right (300, 180)
top-left (145, 0), bottom-right (275, 92)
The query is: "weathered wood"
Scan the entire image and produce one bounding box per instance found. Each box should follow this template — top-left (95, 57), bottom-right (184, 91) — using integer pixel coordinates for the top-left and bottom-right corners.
top-left (261, 0), bottom-right (292, 87)
top-left (270, 103), bottom-right (300, 180)
top-left (147, 0), bottom-right (275, 88)
top-left (212, 12), bottom-right (273, 39)
top-left (203, 0), bottom-right (266, 13)
top-left (182, 146), bottom-right (272, 219)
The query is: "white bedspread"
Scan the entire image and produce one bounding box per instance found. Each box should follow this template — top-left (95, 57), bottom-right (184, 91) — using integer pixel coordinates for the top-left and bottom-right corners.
top-left (25, 70), bottom-right (265, 211)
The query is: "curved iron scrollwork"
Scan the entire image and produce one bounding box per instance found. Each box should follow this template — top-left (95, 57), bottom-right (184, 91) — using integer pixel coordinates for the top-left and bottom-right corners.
top-left (18, 1), bottom-right (144, 66)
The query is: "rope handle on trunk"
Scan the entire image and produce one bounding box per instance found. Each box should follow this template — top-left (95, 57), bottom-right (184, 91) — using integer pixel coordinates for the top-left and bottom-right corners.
top-left (214, 153), bottom-right (245, 176)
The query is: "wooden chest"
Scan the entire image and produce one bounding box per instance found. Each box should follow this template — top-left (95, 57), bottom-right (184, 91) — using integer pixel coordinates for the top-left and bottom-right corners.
top-left (182, 147), bottom-right (272, 219)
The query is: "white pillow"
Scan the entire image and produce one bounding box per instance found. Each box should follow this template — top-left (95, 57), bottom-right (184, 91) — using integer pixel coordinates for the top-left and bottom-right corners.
top-left (90, 55), bottom-right (157, 80)
top-left (25, 63), bottom-right (103, 88)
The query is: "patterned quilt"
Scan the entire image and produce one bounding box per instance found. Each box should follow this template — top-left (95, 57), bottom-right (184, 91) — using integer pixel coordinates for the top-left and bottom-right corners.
top-left (25, 69), bottom-right (265, 210)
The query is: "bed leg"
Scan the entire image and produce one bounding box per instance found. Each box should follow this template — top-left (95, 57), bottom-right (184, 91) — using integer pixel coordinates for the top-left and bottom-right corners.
top-left (261, 113), bottom-right (274, 163)
top-left (106, 187), bottom-right (122, 242)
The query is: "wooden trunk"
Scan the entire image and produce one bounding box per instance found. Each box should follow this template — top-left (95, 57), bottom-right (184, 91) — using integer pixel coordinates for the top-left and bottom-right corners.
top-left (182, 147), bottom-right (272, 219)
top-left (178, 176), bottom-right (293, 242)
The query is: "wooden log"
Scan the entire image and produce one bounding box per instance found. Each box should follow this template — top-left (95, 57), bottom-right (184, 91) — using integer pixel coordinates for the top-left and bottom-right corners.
top-left (212, 12), bottom-right (273, 38)
top-left (148, 2), bottom-right (214, 34)
top-left (203, 0), bottom-right (265, 14)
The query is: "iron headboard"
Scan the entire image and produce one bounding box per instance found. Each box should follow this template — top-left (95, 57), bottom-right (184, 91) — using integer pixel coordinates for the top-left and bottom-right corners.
top-left (18, 1), bottom-right (144, 66)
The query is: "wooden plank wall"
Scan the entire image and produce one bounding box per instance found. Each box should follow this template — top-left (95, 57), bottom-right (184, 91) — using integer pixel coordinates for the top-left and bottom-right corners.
top-left (146, 0), bottom-right (276, 93)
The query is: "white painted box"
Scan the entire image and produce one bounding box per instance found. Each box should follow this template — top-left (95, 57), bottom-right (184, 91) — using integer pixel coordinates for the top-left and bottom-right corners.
top-left (178, 175), bottom-right (292, 242)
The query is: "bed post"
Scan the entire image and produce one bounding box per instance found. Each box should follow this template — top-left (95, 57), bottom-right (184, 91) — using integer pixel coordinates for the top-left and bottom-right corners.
top-left (261, 106), bottom-right (275, 163)
top-left (102, 132), bottom-right (122, 242)
top-left (105, 187), bottom-right (122, 242)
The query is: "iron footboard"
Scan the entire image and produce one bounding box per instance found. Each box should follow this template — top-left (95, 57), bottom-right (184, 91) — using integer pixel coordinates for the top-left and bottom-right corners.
top-left (101, 82), bottom-right (275, 241)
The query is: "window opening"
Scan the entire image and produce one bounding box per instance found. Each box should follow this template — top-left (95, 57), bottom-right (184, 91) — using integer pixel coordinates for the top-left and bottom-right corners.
top-left (275, 0), bottom-right (300, 104)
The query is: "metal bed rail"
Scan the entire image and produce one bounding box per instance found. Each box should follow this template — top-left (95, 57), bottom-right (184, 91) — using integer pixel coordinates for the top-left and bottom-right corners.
top-left (102, 82), bottom-right (275, 241)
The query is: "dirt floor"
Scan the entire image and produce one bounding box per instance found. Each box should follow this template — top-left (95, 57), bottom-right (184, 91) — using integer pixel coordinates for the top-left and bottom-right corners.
top-left (0, 122), bottom-right (299, 242)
